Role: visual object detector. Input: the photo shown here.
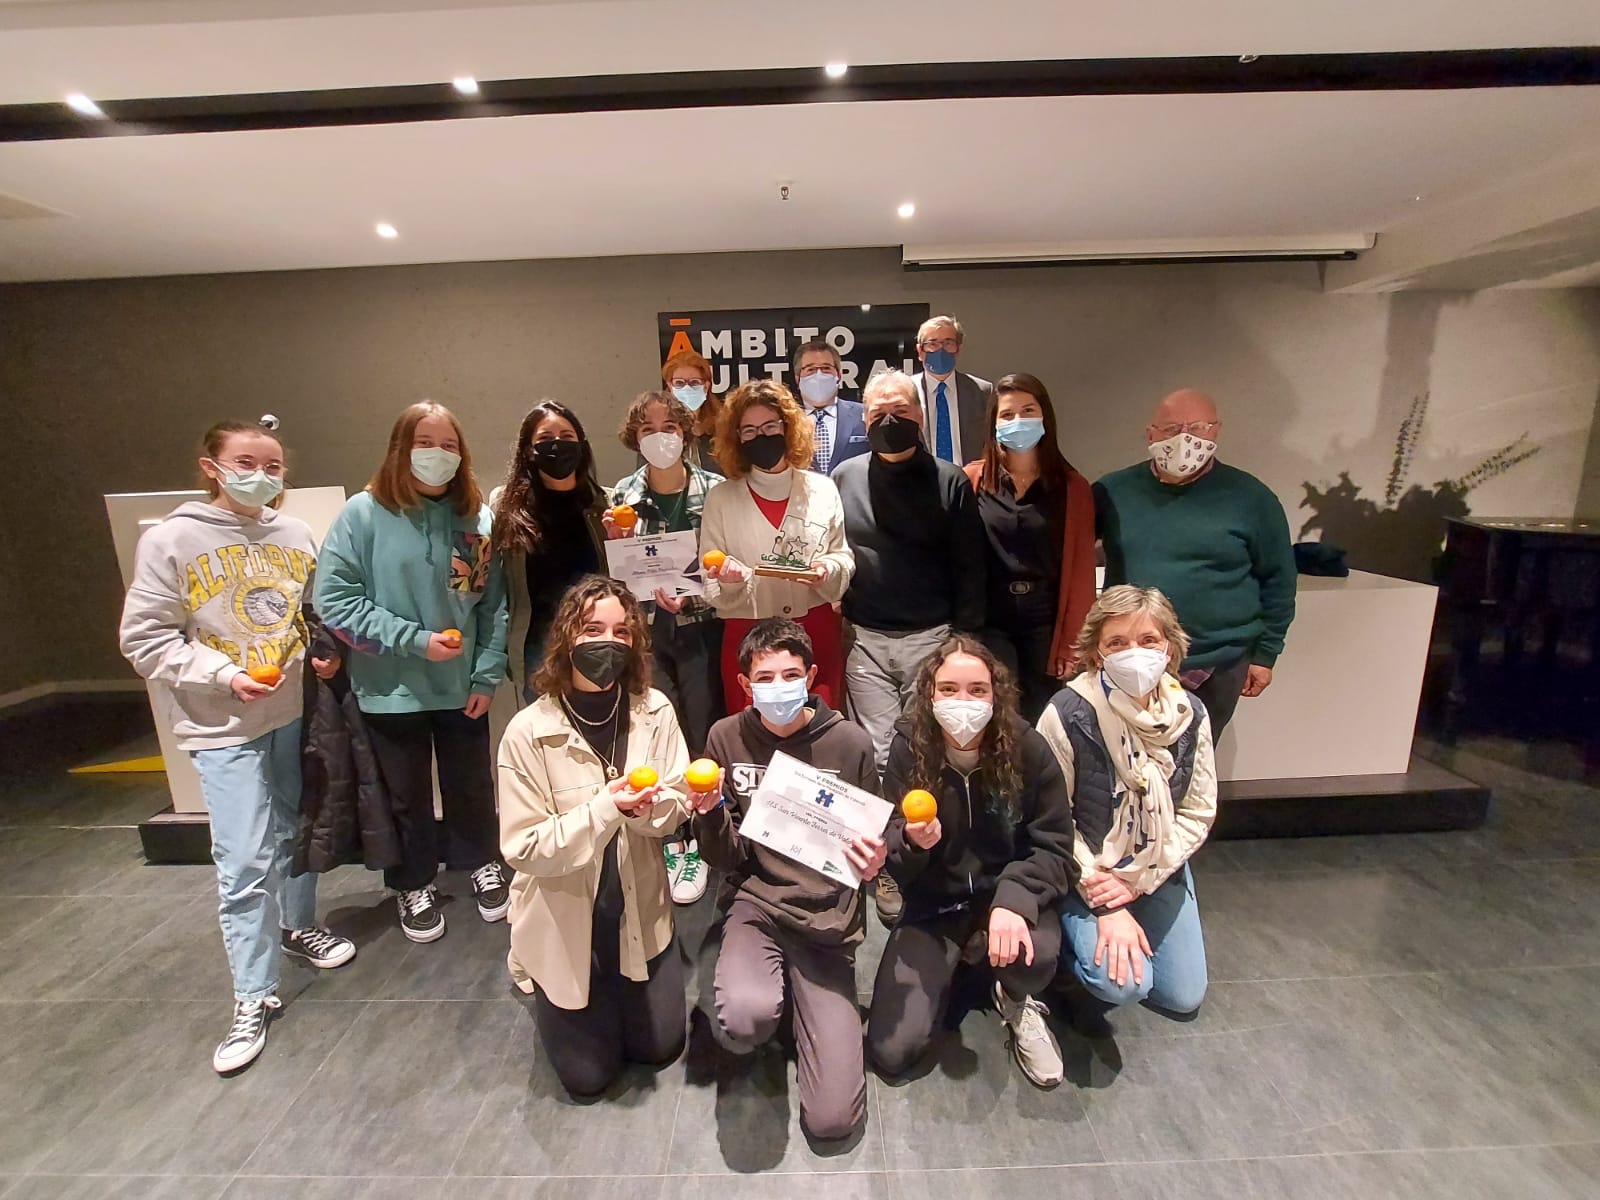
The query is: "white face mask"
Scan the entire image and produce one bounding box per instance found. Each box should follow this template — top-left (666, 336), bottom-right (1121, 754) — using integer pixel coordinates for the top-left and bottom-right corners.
top-left (932, 697), bottom-right (993, 746)
top-left (411, 447), bottom-right (461, 488)
top-left (798, 372), bottom-right (840, 409)
top-left (638, 431), bottom-right (684, 470)
top-left (1148, 431), bottom-right (1217, 480)
top-left (1101, 647), bottom-right (1170, 698)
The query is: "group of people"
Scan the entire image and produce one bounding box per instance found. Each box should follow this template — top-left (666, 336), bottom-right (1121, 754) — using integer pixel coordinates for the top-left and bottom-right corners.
top-left (118, 314), bottom-right (1296, 1139)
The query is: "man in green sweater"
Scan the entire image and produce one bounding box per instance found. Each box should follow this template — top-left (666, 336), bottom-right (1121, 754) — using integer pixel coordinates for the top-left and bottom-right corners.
top-left (1094, 388), bottom-right (1295, 739)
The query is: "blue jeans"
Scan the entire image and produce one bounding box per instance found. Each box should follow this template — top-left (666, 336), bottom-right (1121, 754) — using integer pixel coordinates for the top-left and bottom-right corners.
top-left (1061, 863), bottom-right (1207, 1014)
top-left (192, 720), bottom-right (317, 1002)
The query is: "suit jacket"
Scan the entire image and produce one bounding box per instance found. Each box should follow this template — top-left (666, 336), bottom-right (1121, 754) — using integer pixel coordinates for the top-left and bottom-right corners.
top-left (913, 371), bottom-right (992, 465)
top-left (820, 398), bottom-right (870, 474)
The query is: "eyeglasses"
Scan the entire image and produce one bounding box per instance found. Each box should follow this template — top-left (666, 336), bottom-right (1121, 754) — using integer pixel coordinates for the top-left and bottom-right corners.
top-left (738, 420), bottom-right (785, 441)
top-left (216, 457), bottom-right (285, 475)
top-left (918, 338), bottom-right (959, 352)
top-left (1151, 421), bottom-right (1220, 438)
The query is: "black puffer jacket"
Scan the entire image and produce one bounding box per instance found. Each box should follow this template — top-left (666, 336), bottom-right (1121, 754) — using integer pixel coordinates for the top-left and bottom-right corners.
top-left (293, 629), bottom-right (401, 875)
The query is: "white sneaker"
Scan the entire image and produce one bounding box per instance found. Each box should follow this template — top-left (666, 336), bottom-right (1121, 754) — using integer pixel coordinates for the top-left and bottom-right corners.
top-left (666, 839), bottom-right (707, 905)
top-left (994, 981), bottom-right (1064, 1088)
top-left (213, 995), bottom-right (282, 1075)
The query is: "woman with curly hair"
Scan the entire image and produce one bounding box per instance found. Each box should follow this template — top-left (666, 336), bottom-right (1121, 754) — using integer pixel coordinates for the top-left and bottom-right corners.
top-left (497, 575), bottom-right (692, 1096)
top-left (698, 378), bottom-right (854, 711)
top-left (865, 635), bottom-right (1077, 1088)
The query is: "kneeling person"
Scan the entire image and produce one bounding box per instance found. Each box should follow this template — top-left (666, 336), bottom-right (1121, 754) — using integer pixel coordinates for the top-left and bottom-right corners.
top-left (689, 618), bottom-right (884, 1140)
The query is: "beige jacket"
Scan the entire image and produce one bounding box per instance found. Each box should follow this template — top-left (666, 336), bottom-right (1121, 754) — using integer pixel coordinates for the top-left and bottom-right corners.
top-left (498, 686), bottom-right (690, 1009)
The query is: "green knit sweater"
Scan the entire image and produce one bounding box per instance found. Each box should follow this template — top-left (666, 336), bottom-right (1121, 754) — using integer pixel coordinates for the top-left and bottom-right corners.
top-left (1094, 461), bottom-right (1296, 670)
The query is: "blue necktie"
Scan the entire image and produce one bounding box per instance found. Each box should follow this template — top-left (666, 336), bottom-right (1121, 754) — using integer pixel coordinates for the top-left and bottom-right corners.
top-left (934, 380), bottom-right (953, 461)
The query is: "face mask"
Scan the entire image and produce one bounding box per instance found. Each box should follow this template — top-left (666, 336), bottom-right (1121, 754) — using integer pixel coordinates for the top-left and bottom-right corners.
top-left (410, 447), bottom-right (461, 488)
top-left (671, 383), bottom-right (708, 412)
top-left (571, 639), bottom-right (629, 690)
top-left (868, 413), bottom-right (921, 455)
top-left (638, 431), bottom-right (684, 470)
top-left (209, 462), bottom-right (283, 508)
top-left (1101, 646), bottom-right (1170, 698)
top-left (1148, 432), bottom-right (1217, 480)
top-left (798, 373), bottom-right (840, 409)
top-left (932, 697), bottom-right (993, 746)
top-left (743, 432), bottom-right (789, 471)
top-left (923, 347), bottom-right (957, 375)
top-left (995, 417), bottom-right (1046, 452)
top-left (751, 676), bottom-right (808, 726)
top-left (532, 438), bottom-right (585, 480)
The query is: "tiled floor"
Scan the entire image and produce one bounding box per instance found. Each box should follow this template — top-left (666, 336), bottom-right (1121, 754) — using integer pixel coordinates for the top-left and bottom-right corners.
top-left (1, 699), bottom-right (1597, 1198)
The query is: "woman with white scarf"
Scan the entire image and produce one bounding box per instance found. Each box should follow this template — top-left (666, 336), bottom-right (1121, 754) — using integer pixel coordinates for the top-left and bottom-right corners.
top-left (1037, 585), bottom-right (1216, 1028)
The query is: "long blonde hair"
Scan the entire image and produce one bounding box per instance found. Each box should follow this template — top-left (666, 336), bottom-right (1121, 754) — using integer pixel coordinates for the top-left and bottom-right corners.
top-left (1072, 585), bottom-right (1190, 677)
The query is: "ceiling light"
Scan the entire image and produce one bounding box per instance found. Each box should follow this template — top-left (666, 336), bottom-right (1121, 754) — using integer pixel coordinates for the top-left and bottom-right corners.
top-left (64, 93), bottom-right (105, 118)
top-left (452, 76), bottom-right (480, 96)
top-left (897, 202), bottom-right (916, 219)
top-left (824, 62), bottom-right (849, 79)
top-left (860, 303), bottom-right (872, 312)
top-left (375, 222), bottom-right (399, 239)
top-left (1238, 54), bottom-right (1259, 64)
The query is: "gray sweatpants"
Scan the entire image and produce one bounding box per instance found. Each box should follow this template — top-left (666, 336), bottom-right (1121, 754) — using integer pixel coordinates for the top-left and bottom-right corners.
top-left (845, 622), bottom-right (953, 773)
top-left (713, 898), bottom-right (866, 1140)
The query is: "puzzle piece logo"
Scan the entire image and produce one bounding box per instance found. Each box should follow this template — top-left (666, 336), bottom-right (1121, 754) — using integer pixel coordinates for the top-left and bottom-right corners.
top-left (645, 544), bottom-right (659, 558)
top-left (813, 787), bottom-right (836, 809)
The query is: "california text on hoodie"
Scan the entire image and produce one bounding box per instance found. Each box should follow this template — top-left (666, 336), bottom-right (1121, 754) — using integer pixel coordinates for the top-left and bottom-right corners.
top-left (119, 500), bottom-right (318, 752)
top-left (692, 697), bottom-right (879, 946)
top-left (313, 491), bottom-right (509, 713)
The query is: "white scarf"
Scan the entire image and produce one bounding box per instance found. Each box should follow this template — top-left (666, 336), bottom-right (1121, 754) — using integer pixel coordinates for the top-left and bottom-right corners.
top-left (1070, 670), bottom-right (1195, 893)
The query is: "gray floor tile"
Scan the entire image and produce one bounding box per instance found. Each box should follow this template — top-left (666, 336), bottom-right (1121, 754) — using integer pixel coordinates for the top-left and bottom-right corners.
top-left (240, 999), bottom-right (518, 1177)
top-left (376, 876), bottom-right (516, 1001)
top-left (452, 1181), bottom-right (663, 1200)
top-left (68, 899), bottom-right (231, 1000)
top-left (0, 897), bottom-right (182, 1000)
top-left (0, 898), bottom-right (66, 950)
top-left (887, 1166), bottom-right (1118, 1200)
top-left (1187, 873), bottom-right (1357, 982)
top-left (3, 1176), bottom-right (231, 1200)
top-left (220, 1178), bottom-right (446, 1200)
top-left (667, 1172), bottom-right (889, 1199)
top-left (0, 825), bottom-right (209, 900)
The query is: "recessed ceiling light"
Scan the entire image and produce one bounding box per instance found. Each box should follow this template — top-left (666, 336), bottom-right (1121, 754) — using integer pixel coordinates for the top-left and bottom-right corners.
top-left (375, 222), bottom-right (399, 239)
top-left (860, 303), bottom-right (872, 312)
top-left (452, 76), bottom-right (480, 96)
top-left (897, 202), bottom-right (916, 219)
top-left (1412, 195), bottom-right (1424, 202)
top-left (825, 62), bottom-right (849, 79)
top-left (64, 93), bottom-right (105, 118)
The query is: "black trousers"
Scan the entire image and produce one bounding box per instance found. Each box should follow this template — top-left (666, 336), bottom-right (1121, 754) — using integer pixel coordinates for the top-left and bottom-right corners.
top-left (866, 902), bottom-right (1062, 1077)
top-left (533, 942), bottom-right (687, 1097)
top-left (651, 613), bottom-right (724, 758)
top-left (362, 707), bottom-right (499, 891)
top-left (1191, 655), bottom-right (1252, 741)
top-left (984, 623), bottom-right (1060, 723)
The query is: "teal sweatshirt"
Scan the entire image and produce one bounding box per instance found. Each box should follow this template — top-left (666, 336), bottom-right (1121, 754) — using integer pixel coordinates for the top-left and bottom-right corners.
top-left (1095, 461), bottom-right (1296, 670)
top-left (314, 491), bottom-right (509, 712)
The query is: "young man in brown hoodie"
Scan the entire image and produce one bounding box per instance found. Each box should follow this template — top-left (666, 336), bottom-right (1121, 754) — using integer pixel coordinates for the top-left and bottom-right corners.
top-left (688, 618), bottom-right (885, 1140)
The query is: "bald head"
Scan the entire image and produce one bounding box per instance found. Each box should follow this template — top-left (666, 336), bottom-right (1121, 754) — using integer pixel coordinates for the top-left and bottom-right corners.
top-left (1151, 389), bottom-right (1219, 429)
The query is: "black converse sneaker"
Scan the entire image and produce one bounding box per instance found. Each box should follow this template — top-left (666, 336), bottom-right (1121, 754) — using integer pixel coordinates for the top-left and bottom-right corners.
top-left (281, 926), bottom-right (357, 969)
top-left (213, 995), bottom-right (282, 1074)
top-left (471, 861), bottom-right (511, 923)
top-left (396, 886), bottom-right (446, 943)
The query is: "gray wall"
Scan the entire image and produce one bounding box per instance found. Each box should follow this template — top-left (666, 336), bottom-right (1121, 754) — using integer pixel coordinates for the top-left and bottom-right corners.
top-left (2, 246), bottom-right (1598, 695)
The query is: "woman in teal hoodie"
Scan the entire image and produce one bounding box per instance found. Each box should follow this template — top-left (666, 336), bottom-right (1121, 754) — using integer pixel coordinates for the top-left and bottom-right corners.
top-left (315, 402), bottom-right (510, 944)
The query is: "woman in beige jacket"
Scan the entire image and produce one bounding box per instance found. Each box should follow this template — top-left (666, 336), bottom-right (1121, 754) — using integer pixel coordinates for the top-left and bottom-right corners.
top-left (497, 575), bottom-right (691, 1096)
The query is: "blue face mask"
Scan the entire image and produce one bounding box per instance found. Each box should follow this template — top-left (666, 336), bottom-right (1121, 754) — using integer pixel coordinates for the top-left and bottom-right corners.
top-left (671, 383), bottom-right (708, 412)
top-left (923, 347), bottom-right (957, 375)
top-left (209, 460), bottom-right (283, 508)
top-left (995, 417), bottom-right (1046, 452)
top-left (750, 676), bottom-right (808, 726)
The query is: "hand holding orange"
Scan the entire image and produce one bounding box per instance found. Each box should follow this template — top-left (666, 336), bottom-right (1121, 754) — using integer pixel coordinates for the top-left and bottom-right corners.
top-left (901, 789), bottom-right (938, 824)
top-left (441, 628), bottom-right (463, 648)
top-left (684, 758), bottom-right (720, 792)
top-left (247, 664), bottom-right (283, 687)
top-left (611, 504), bottom-right (638, 531)
top-left (627, 765), bottom-right (659, 791)
top-left (702, 549), bottom-right (727, 572)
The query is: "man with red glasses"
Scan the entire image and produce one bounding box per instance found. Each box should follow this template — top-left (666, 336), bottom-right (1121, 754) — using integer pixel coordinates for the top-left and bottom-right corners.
top-left (1093, 388), bottom-right (1295, 741)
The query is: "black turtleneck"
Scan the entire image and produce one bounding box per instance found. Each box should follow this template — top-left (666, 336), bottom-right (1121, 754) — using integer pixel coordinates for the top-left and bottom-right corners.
top-left (563, 683), bottom-right (631, 929)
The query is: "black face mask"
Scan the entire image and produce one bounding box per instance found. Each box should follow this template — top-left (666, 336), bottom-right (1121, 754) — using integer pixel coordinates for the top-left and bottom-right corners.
top-left (532, 438), bottom-right (585, 480)
top-left (867, 413), bottom-right (921, 455)
top-left (743, 432), bottom-right (789, 471)
top-left (571, 639), bottom-right (629, 690)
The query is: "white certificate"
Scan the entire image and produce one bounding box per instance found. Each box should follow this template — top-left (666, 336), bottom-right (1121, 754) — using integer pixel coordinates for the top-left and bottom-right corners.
top-left (741, 750), bottom-right (893, 888)
top-left (604, 530), bottom-right (705, 601)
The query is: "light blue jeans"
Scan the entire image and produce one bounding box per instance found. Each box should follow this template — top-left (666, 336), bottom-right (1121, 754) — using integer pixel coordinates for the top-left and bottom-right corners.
top-left (1061, 862), bottom-right (1208, 1015)
top-left (192, 719), bottom-right (317, 1002)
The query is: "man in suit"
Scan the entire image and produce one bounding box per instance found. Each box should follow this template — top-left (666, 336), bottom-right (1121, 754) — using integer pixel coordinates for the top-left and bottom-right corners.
top-left (911, 315), bottom-right (991, 466)
top-left (793, 339), bottom-right (870, 475)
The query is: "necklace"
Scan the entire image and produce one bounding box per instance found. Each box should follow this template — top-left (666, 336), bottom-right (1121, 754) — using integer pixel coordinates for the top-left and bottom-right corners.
top-left (560, 691), bottom-right (623, 778)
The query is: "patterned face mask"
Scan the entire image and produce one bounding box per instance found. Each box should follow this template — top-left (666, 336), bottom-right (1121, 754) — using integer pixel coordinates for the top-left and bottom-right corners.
top-left (1147, 431), bottom-right (1217, 479)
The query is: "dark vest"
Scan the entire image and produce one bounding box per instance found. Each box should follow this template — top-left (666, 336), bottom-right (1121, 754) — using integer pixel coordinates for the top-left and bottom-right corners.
top-left (1047, 685), bottom-right (1207, 860)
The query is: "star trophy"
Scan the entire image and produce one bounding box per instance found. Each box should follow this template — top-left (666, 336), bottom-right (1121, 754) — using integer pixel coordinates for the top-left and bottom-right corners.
top-left (752, 517), bottom-right (826, 581)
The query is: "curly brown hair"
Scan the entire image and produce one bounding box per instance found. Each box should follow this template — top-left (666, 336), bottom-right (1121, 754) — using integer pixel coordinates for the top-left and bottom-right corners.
top-left (902, 635), bottom-right (1025, 823)
top-left (532, 575), bottom-right (654, 700)
top-left (618, 390), bottom-right (693, 454)
top-left (712, 378), bottom-right (814, 479)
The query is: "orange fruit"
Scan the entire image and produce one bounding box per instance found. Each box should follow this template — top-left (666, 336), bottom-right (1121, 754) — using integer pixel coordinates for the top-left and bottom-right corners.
top-left (901, 789), bottom-right (938, 824)
top-left (441, 628), bottom-right (463, 647)
top-left (247, 664), bottom-right (283, 687)
top-left (628, 765), bottom-right (659, 791)
top-left (684, 758), bottom-right (720, 792)
top-left (612, 504), bottom-right (638, 530)
top-left (702, 549), bottom-right (727, 571)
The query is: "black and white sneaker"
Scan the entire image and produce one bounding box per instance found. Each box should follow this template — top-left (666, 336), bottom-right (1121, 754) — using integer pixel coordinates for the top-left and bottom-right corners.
top-left (397, 886), bottom-right (446, 943)
top-left (281, 926), bottom-right (356, 969)
top-left (213, 995), bottom-right (282, 1075)
top-left (471, 861), bottom-right (511, 923)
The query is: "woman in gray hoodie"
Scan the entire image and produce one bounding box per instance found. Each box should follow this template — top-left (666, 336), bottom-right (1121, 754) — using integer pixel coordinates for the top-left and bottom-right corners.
top-left (119, 419), bottom-right (355, 1075)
